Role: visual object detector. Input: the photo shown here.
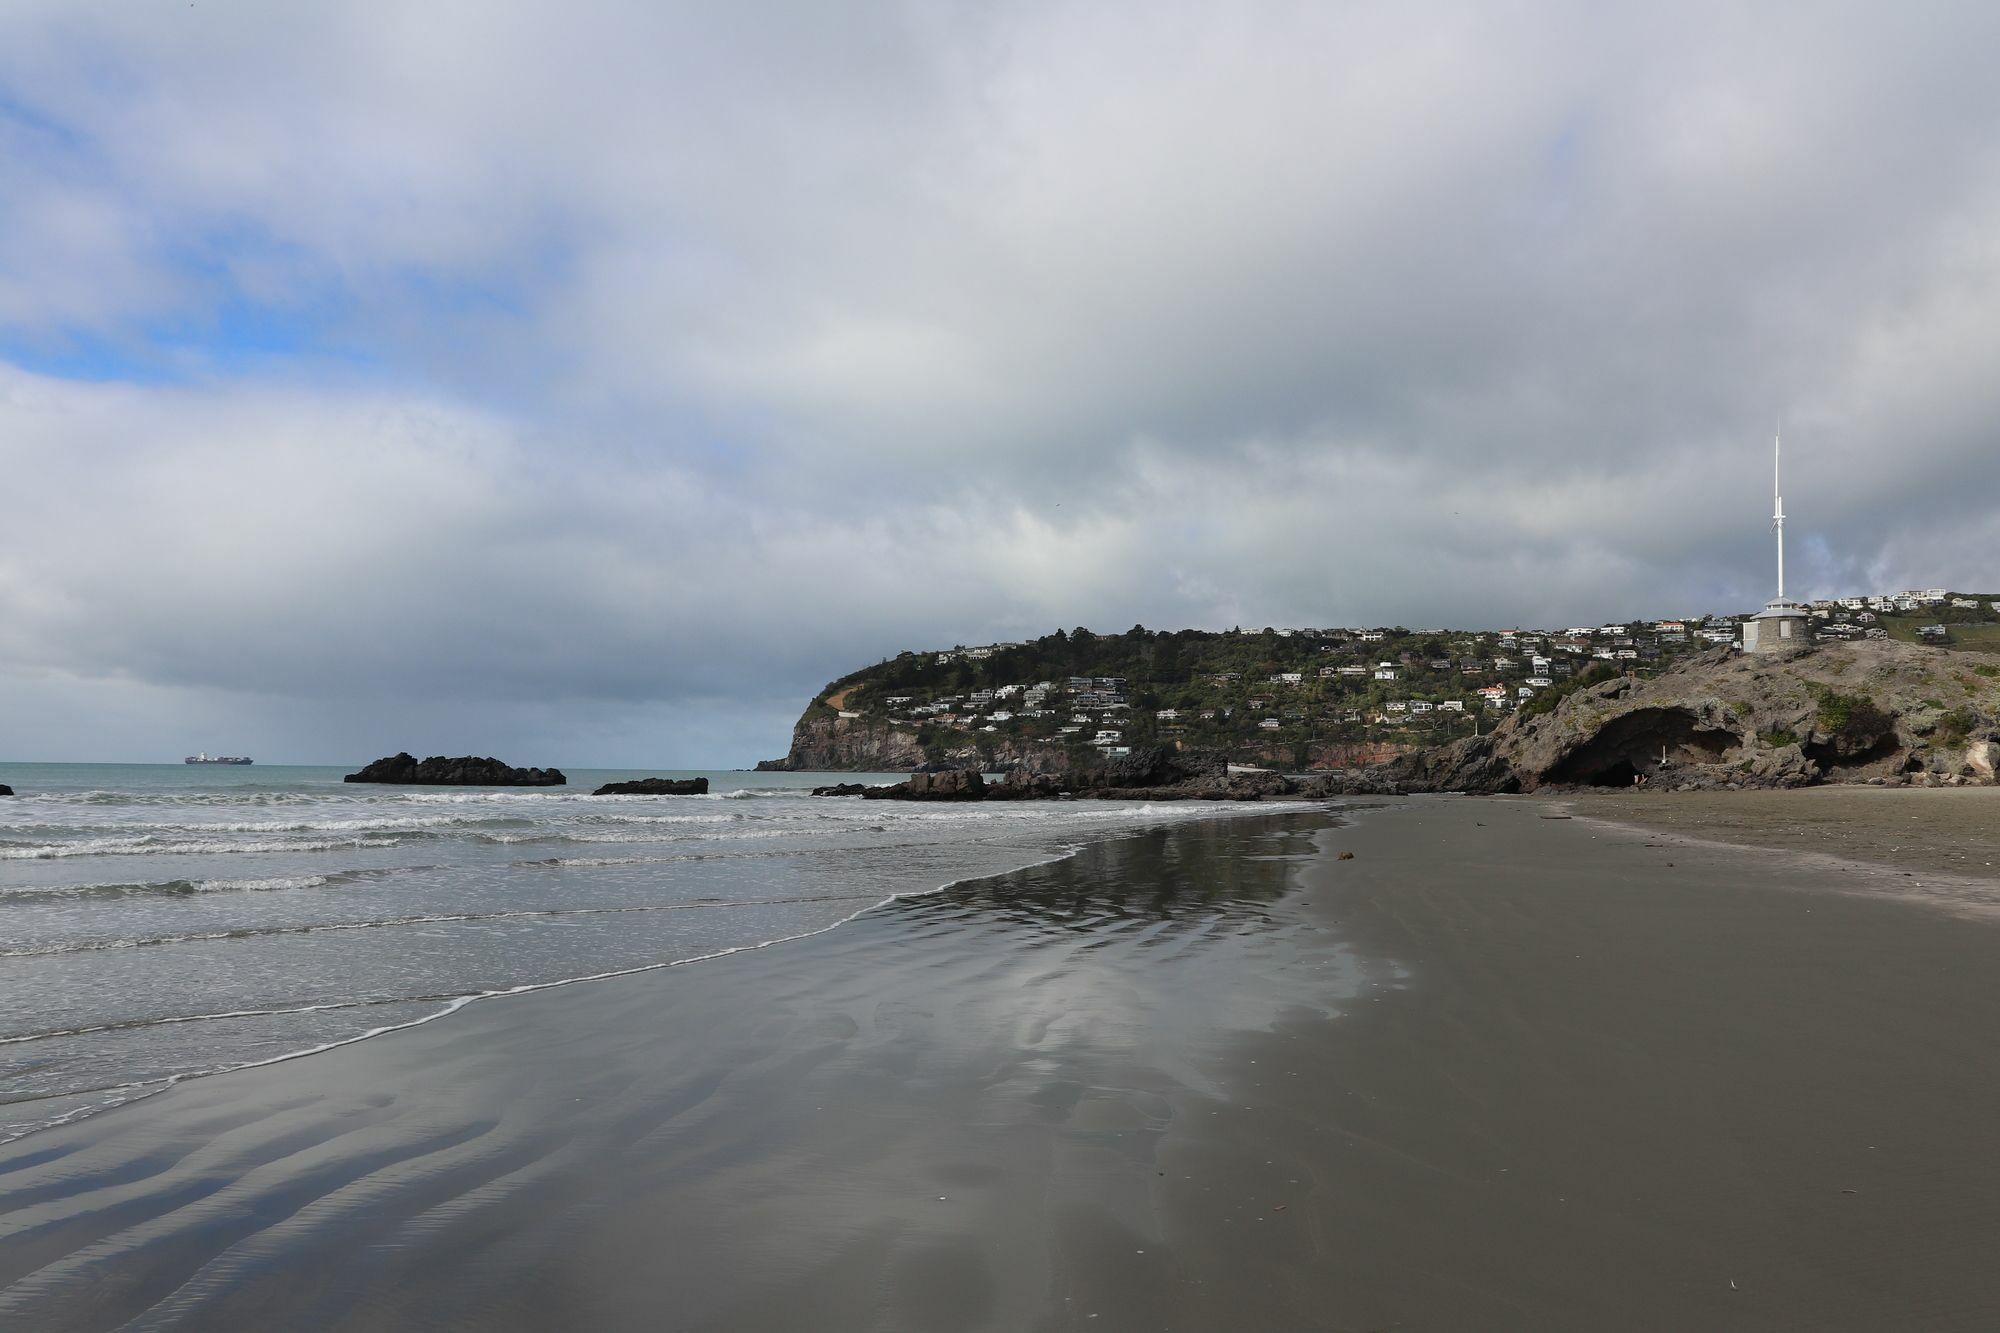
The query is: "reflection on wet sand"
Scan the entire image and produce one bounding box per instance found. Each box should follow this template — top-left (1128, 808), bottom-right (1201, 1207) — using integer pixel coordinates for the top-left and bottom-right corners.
top-left (0, 812), bottom-right (1359, 1332)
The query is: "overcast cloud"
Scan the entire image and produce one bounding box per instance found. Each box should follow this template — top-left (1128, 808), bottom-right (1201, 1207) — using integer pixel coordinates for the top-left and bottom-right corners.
top-left (4, 1), bottom-right (1999, 764)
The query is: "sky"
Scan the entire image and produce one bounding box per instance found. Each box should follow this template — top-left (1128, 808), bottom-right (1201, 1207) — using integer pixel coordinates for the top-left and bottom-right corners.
top-left (4, 1), bottom-right (2000, 766)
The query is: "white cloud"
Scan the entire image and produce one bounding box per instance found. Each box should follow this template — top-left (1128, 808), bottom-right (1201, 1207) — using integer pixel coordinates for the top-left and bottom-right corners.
top-left (3, 1), bottom-right (2000, 761)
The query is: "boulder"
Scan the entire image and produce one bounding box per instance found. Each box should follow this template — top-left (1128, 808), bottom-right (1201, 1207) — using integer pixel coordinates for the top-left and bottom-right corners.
top-left (811, 782), bottom-right (874, 797)
top-left (0, 783), bottom-right (12, 796)
top-left (1745, 743), bottom-right (1821, 788)
top-left (862, 769), bottom-right (986, 801)
top-left (592, 777), bottom-right (709, 796)
top-left (344, 753), bottom-right (566, 787)
top-left (1963, 740), bottom-right (1996, 783)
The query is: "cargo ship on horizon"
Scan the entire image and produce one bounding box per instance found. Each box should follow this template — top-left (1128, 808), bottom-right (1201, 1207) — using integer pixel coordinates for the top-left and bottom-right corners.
top-left (184, 752), bottom-right (253, 765)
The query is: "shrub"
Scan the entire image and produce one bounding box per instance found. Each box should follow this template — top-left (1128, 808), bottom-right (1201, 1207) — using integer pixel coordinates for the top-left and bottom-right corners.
top-left (1758, 729), bottom-right (1798, 748)
top-left (1936, 707), bottom-right (1982, 745)
top-left (1812, 687), bottom-right (1893, 745)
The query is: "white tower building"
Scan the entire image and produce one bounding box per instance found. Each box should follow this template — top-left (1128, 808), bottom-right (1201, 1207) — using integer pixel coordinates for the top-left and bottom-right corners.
top-left (1743, 427), bottom-right (1811, 652)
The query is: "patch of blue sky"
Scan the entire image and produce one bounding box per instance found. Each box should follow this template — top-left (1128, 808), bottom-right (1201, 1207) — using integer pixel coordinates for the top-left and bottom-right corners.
top-left (0, 326), bottom-right (180, 384)
top-left (0, 252), bottom-right (539, 389)
top-left (0, 288), bottom-right (380, 385)
top-left (0, 211), bottom-right (368, 383)
top-left (0, 85), bottom-right (96, 157)
top-left (1, 207), bottom-right (583, 411)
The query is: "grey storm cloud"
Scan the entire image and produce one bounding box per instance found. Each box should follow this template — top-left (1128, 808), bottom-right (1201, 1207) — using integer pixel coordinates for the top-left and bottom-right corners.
top-left (3, 0), bottom-right (2000, 763)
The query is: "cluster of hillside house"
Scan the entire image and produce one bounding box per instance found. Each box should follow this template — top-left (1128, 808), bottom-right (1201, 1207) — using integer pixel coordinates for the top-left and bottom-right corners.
top-left (850, 597), bottom-right (1995, 753)
top-left (1800, 590), bottom-right (1999, 645)
top-left (872, 674), bottom-right (1137, 755)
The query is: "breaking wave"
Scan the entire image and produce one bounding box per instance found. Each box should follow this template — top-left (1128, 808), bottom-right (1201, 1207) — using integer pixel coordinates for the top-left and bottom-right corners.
top-left (0, 836), bottom-right (403, 860)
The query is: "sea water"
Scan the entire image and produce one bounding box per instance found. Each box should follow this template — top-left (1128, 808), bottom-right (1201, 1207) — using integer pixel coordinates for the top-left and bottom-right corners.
top-left (0, 763), bottom-right (1298, 1142)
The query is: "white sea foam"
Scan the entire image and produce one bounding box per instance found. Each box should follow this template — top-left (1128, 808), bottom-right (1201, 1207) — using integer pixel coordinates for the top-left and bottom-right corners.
top-left (25, 813), bottom-right (520, 836)
top-left (0, 836), bottom-right (402, 860)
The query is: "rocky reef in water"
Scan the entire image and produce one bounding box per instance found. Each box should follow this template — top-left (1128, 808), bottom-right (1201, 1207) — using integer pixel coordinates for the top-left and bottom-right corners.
top-left (343, 753), bottom-right (567, 787)
top-left (1330, 640), bottom-right (1999, 795)
top-left (592, 777), bottom-right (709, 795)
top-left (811, 747), bottom-right (1329, 803)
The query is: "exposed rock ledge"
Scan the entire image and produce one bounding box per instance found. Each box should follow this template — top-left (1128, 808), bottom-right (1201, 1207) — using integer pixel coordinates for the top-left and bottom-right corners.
top-left (343, 753), bottom-right (567, 787)
top-left (0, 784), bottom-right (13, 797)
top-left (812, 749), bottom-right (1325, 803)
top-left (592, 777), bottom-right (709, 796)
top-left (1329, 640), bottom-right (1999, 795)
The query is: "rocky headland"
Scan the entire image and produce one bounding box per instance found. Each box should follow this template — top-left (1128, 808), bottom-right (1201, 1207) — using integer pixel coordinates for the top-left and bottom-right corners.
top-left (344, 753), bottom-right (567, 787)
top-left (1347, 639), bottom-right (1999, 794)
top-left (795, 640), bottom-right (1999, 802)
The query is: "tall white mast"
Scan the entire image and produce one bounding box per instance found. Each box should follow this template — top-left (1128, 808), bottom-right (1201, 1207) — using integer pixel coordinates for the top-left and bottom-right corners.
top-left (1772, 424), bottom-right (1785, 600)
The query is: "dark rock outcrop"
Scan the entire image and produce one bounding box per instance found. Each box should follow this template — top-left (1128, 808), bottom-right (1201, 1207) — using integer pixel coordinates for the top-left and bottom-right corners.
top-left (0, 783), bottom-right (12, 797)
top-left (592, 777), bottom-right (709, 796)
top-left (1381, 734), bottom-right (1520, 793)
top-left (862, 769), bottom-right (987, 801)
top-left (1076, 745), bottom-right (1194, 789)
top-left (983, 770), bottom-right (1068, 800)
top-left (344, 753), bottom-right (566, 787)
top-left (806, 759), bottom-right (1310, 803)
top-left (1070, 764), bottom-right (1301, 801)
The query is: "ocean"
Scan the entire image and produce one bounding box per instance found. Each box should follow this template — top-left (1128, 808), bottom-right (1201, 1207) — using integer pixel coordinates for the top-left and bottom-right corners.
top-left (0, 763), bottom-right (1300, 1143)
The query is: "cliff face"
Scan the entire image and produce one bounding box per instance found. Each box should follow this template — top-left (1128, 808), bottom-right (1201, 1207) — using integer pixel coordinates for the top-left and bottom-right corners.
top-left (758, 714), bottom-right (928, 771)
top-left (1364, 640), bottom-right (2000, 793)
top-left (759, 711), bottom-right (1089, 773)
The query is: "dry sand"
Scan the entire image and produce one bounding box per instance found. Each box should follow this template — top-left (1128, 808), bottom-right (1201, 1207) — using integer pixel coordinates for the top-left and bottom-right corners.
top-left (2, 798), bottom-right (1998, 1330)
top-left (1563, 785), bottom-right (2000, 918)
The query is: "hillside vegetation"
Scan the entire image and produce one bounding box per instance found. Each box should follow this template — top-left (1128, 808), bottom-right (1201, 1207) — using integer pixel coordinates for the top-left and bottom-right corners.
top-left (762, 595), bottom-right (2000, 772)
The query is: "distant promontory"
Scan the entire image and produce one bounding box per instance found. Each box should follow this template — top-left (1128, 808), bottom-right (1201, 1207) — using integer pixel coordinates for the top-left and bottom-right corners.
top-left (761, 607), bottom-right (2000, 791)
top-left (344, 753), bottom-right (567, 787)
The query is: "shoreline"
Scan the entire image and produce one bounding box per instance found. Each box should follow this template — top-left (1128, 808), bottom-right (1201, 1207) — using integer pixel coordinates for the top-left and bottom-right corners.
top-left (0, 782), bottom-right (1324, 1147)
top-left (0, 809), bottom-right (1344, 1330)
top-left (1557, 785), bottom-right (2000, 920)
top-left (5, 797), bottom-right (2000, 1328)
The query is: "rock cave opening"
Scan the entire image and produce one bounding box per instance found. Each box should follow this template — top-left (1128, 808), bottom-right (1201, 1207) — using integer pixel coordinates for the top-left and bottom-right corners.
top-left (1545, 707), bottom-right (1740, 787)
top-left (1801, 734), bottom-right (1906, 771)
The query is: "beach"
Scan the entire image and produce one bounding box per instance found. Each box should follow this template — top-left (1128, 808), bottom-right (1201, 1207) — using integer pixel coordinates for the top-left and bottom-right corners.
top-left (3, 793), bottom-right (1999, 1329)
top-left (1563, 786), bottom-right (2000, 911)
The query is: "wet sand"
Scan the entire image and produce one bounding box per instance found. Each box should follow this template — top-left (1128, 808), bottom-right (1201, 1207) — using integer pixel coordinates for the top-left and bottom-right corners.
top-left (3, 800), bottom-right (1999, 1330)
